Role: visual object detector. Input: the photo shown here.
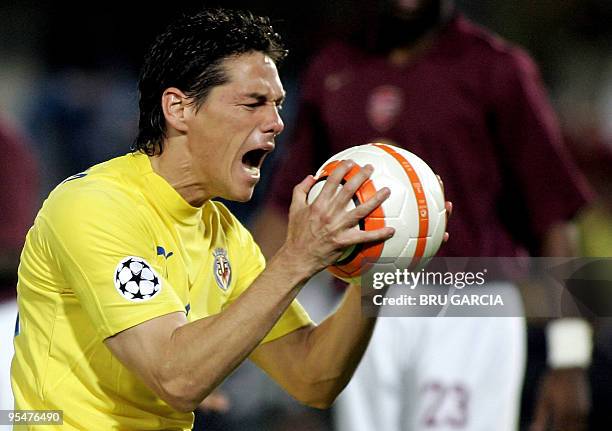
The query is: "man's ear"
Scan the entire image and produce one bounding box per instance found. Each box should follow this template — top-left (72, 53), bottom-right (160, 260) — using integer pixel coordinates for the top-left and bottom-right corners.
top-left (162, 87), bottom-right (190, 133)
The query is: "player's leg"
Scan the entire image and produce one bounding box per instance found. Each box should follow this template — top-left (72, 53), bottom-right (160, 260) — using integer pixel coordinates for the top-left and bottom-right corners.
top-left (413, 288), bottom-right (526, 431)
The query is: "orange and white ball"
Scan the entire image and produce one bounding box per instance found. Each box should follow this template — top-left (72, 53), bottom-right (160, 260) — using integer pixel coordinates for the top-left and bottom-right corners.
top-left (307, 143), bottom-right (446, 283)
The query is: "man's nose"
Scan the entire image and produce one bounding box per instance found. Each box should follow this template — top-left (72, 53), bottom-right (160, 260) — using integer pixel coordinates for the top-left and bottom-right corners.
top-left (262, 106), bottom-right (284, 136)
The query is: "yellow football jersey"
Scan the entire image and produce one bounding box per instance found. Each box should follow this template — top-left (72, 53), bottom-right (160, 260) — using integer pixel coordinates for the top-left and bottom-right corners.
top-left (12, 152), bottom-right (311, 430)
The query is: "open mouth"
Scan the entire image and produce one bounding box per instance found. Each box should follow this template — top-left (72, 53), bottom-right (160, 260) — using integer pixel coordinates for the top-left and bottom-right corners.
top-left (241, 148), bottom-right (269, 172)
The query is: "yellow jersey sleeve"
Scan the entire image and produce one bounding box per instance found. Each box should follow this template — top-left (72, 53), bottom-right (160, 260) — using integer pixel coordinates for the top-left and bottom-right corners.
top-left (41, 185), bottom-right (185, 340)
top-left (220, 205), bottom-right (312, 344)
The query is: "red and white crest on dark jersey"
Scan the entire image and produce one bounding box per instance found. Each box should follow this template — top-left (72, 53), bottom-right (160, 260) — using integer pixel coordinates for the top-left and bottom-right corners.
top-left (213, 248), bottom-right (232, 291)
top-left (366, 85), bottom-right (404, 132)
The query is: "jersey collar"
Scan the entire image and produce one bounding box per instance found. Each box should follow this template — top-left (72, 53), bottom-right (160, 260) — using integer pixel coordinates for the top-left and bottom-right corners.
top-left (129, 152), bottom-right (203, 225)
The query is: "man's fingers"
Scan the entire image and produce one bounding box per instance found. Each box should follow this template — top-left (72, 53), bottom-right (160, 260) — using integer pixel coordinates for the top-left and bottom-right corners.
top-left (312, 160), bottom-right (355, 204)
top-left (291, 175), bottom-right (317, 209)
top-left (335, 187), bottom-right (393, 245)
top-left (334, 164), bottom-right (374, 209)
top-left (344, 186), bottom-right (390, 228)
top-left (441, 201), bottom-right (453, 243)
top-left (198, 391), bottom-right (230, 413)
top-left (341, 225), bottom-right (395, 245)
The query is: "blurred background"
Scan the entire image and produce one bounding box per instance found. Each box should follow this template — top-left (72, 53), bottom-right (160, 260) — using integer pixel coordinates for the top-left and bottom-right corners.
top-left (0, 0), bottom-right (610, 430)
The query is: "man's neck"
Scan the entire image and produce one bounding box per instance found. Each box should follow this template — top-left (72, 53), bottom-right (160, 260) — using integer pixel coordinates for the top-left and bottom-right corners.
top-left (387, 26), bottom-right (439, 67)
top-left (386, 8), bottom-right (454, 67)
top-left (149, 144), bottom-right (210, 208)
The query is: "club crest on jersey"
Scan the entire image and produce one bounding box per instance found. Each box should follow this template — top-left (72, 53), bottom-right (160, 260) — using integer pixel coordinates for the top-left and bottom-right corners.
top-left (113, 256), bottom-right (162, 302)
top-left (213, 248), bottom-right (232, 291)
top-left (367, 85), bottom-right (404, 132)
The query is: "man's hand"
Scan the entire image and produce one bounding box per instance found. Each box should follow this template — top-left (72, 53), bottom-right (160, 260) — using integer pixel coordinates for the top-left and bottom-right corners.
top-left (280, 160), bottom-right (394, 274)
top-left (443, 201), bottom-right (452, 243)
top-left (438, 174), bottom-right (452, 243)
top-left (198, 390), bottom-right (230, 413)
top-left (530, 367), bottom-right (591, 431)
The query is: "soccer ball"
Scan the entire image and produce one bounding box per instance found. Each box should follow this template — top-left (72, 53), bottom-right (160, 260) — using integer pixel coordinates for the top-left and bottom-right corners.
top-left (114, 256), bottom-right (162, 302)
top-left (307, 143), bottom-right (446, 283)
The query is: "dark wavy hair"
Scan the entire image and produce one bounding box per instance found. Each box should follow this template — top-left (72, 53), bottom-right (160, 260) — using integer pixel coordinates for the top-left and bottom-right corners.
top-left (133, 8), bottom-right (287, 155)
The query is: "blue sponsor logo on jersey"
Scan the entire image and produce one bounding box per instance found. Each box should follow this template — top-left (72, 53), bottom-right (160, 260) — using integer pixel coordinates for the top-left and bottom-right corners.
top-left (14, 312), bottom-right (20, 337)
top-left (156, 246), bottom-right (174, 259)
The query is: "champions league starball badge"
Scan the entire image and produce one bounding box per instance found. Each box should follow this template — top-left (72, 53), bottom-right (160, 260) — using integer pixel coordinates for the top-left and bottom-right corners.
top-left (213, 248), bottom-right (232, 291)
top-left (114, 256), bottom-right (162, 302)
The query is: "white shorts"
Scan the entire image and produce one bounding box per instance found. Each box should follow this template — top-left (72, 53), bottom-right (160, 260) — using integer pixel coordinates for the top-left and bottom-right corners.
top-left (335, 286), bottom-right (526, 431)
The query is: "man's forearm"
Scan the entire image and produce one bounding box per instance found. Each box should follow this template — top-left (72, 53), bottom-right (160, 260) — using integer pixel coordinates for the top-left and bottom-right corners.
top-left (299, 283), bottom-right (377, 405)
top-left (172, 255), bottom-right (311, 405)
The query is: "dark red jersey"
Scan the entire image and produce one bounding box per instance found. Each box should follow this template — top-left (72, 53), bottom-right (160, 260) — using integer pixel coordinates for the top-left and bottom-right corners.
top-left (0, 118), bottom-right (38, 298)
top-left (268, 14), bottom-right (591, 257)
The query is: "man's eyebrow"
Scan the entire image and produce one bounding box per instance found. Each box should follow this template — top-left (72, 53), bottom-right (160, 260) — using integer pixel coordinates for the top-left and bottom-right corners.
top-left (244, 92), bottom-right (286, 104)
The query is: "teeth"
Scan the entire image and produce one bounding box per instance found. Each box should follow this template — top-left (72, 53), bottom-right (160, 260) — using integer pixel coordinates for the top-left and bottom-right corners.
top-left (243, 166), bottom-right (260, 176)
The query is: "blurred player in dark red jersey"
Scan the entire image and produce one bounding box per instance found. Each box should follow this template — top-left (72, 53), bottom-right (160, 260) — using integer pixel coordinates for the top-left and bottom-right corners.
top-left (253, 0), bottom-right (593, 430)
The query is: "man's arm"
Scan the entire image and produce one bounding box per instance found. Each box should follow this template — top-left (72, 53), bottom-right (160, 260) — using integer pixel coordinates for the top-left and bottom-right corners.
top-left (530, 221), bottom-right (592, 431)
top-left (249, 282), bottom-right (373, 408)
top-left (105, 256), bottom-right (309, 413)
top-left (488, 44), bottom-right (593, 431)
top-left (105, 162), bottom-right (394, 412)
